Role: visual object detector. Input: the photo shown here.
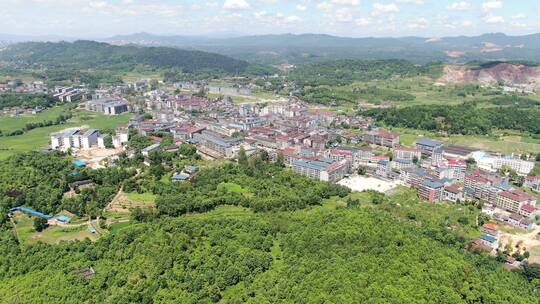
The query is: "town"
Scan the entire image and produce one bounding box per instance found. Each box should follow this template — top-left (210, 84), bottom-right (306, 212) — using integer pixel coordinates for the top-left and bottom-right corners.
top-left (25, 77), bottom-right (536, 259)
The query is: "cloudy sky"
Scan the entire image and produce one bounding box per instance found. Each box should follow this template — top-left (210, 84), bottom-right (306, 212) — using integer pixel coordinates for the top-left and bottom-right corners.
top-left (2, 0), bottom-right (540, 38)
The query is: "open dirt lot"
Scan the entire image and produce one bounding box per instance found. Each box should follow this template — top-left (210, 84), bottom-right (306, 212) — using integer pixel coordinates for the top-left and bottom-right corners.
top-left (338, 175), bottom-right (402, 193)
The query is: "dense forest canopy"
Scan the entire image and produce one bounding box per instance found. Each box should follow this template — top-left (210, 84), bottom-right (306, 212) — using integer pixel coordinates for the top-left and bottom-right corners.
top-left (288, 59), bottom-right (442, 87)
top-left (363, 102), bottom-right (540, 135)
top-left (0, 41), bottom-right (249, 74)
top-left (1, 144), bottom-right (539, 301)
top-left (0, 41), bottom-right (276, 85)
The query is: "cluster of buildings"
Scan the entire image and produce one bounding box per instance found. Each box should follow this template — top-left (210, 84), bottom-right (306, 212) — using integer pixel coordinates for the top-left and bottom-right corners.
top-left (50, 127), bottom-right (128, 151)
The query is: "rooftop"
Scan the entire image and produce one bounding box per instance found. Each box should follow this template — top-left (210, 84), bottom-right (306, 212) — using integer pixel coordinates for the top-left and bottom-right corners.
top-left (416, 138), bottom-right (443, 148)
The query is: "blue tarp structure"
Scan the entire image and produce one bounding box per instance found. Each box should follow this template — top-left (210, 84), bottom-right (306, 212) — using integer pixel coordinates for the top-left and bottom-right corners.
top-left (9, 206), bottom-right (52, 219)
top-left (72, 160), bottom-right (86, 168)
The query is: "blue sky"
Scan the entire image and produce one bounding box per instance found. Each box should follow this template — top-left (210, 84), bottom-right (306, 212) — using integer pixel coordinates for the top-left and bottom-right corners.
top-left (2, 0), bottom-right (540, 38)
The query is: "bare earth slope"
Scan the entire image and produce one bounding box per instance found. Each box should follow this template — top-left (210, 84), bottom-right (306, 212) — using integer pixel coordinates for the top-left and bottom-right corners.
top-left (438, 63), bottom-right (540, 88)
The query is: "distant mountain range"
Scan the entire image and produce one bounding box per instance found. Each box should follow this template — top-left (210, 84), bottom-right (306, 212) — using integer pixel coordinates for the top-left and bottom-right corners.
top-left (99, 32), bottom-right (540, 64)
top-left (4, 32), bottom-right (540, 64)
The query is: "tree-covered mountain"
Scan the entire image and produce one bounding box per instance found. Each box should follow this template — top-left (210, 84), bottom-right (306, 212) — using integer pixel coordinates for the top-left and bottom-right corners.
top-left (102, 32), bottom-right (540, 64)
top-left (0, 40), bottom-right (250, 75)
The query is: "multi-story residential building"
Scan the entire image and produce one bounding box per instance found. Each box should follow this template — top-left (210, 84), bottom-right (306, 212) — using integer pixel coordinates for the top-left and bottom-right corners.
top-left (436, 159), bottom-right (467, 181)
top-left (362, 129), bottom-right (399, 148)
top-left (292, 158), bottom-right (349, 183)
top-left (418, 179), bottom-right (444, 203)
top-left (519, 204), bottom-right (536, 219)
top-left (442, 184), bottom-right (462, 203)
top-left (496, 189), bottom-right (537, 214)
top-left (415, 138), bottom-right (443, 157)
top-left (86, 98), bottom-right (130, 115)
top-left (400, 167), bottom-right (434, 188)
top-left (192, 131), bottom-right (239, 159)
top-left (463, 170), bottom-right (508, 203)
top-left (391, 159), bottom-right (414, 171)
top-left (492, 156), bottom-right (534, 175)
top-left (393, 145), bottom-right (421, 161)
top-left (525, 176), bottom-right (540, 192)
top-left (50, 128), bottom-right (100, 151)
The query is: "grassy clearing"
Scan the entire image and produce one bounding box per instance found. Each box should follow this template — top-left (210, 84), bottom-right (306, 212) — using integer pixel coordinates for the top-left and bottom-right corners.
top-left (108, 221), bottom-right (132, 233)
top-left (12, 212), bottom-right (96, 245)
top-left (125, 192), bottom-right (157, 202)
top-left (187, 205), bottom-right (253, 220)
top-left (11, 213), bottom-right (34, 245)
top-left (0, 105), bottom-right (130, 159)
top-left (27, 225), bottom-right (96, 244)
top-left (217, 182), bottom-right (249, 194)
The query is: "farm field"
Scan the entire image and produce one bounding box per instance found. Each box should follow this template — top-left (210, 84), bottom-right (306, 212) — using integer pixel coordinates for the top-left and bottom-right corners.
top-left (0, 105), bottom-right (130, 159)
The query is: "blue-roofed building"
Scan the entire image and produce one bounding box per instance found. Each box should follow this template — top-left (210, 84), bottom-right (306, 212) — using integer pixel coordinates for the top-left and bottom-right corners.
top-left (418, 179), bottom-right (444, 203)
top-left (415, 138), bottom-right (443, 156)
top-left (480, 233), bottom-right (498, 249)
top-left (55, 215), bottom-right (71, 223)
top-left (171, 173), bottom-right (190, 182)
top-left (184, 165), bottom-right (199, 174)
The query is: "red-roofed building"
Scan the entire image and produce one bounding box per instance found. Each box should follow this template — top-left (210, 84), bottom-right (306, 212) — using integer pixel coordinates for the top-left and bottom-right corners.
top-left (519, 204), bottom-right (537, 219)
top-left (362, 129), bottom-right (399, 148)
top-left (496, 189), bottom-right (537, 213)
top-left (442, 184), bottom-right (462, 203)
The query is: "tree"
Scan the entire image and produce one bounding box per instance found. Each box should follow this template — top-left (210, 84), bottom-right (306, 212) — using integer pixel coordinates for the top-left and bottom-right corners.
top-left (358, 166), bottom-right (366, 175)
top-left (275, 153), bottom-right (285, 167)
top-left (33, 217), bottom-right (48, 232)
top-left (238, 147), bottom-right (248, 166)
top-left (103, 135), bottom-right (114, 149)
top-left (522, 263), bottom-right (540, 281)
top-left (260, 150), bottom-right (269, 162)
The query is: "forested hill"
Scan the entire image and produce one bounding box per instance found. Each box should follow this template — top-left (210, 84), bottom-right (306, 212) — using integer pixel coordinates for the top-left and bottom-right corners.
top-left (289, 59), bottom-right (442, 86)
top-left (0, 40), bottom-right (249, 75)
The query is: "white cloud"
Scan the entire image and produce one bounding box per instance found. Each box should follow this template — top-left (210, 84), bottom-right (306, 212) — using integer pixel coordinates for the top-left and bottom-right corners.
top-left (296, 4), bottom-right (307, 11)
top-left (223, 0), bottom-right (251, 10)
top-left (371, 3), bottom-right (399, 16)
top-left (317, 2), bottom-right (334, 10)
top-left (446, 1), bottom-right (471, 11)
top-left (355, 17), bottom-right (373, 26)
top-left (511, 13), bottom-right (526, 20)
top-left (397, 0), bottom-right (424, 4)
top-left (482, 1), bottom-right (502, 12)
top-left (483, 15), bottom-right (504, 24)
top-left (331, 0), bottom-right (360, 5)
top-left (408, 17), bottom-right (428, 29)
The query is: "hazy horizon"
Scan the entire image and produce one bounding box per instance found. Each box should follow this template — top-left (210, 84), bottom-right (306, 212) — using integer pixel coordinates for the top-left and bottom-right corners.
top-left (1, 1), bottom-right (540, 39)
